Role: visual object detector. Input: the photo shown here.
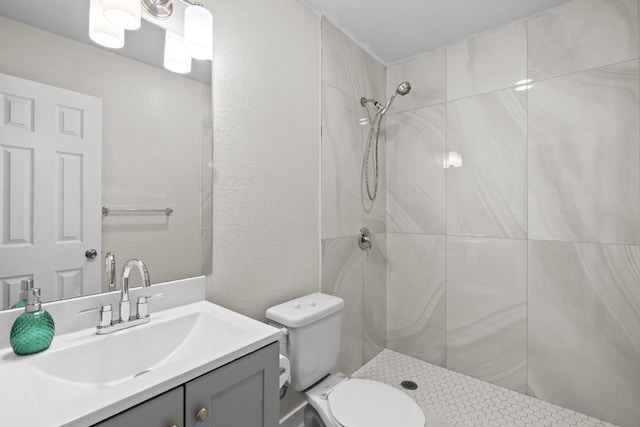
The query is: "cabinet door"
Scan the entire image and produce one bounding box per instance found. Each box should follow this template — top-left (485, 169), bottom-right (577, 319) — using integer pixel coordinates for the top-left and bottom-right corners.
top-left (94, 386), bottom-right (184, 427)
top-left (185, 342), bottom-right (279, 427)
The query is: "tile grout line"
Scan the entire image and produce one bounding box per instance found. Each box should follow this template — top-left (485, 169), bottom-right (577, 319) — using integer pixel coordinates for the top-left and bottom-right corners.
top-left (443, 44), bottom-right (449, 370)
top-left (524, 15), bottom-right (530, 397)
top-left (384, 231), bottom-right (640, 250)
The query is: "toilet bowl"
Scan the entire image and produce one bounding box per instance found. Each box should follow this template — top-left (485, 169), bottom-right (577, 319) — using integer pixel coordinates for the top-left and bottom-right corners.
top-left (303, 374), bottom-right (425, 427)
top-left (266, 293), bottom-right (425, 427)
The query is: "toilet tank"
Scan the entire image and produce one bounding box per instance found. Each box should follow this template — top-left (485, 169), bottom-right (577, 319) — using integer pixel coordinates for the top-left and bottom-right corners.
top-left (266, 293), bottom-right (344, 391)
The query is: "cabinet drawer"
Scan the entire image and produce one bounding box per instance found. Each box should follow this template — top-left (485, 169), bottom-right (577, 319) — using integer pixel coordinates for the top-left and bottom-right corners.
top-left (94, 386), bottom-right (184, 427)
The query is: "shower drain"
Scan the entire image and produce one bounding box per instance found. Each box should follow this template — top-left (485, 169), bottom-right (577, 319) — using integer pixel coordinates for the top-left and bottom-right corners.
top-left (400, 380), bottom-right (418, 390)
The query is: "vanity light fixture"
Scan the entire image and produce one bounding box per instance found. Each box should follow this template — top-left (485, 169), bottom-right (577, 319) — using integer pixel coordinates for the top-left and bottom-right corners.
top-left (89, 0), bottom-right (125, 49)
top-left (184, 3), bottom-right (213, 60)
top-left (103, 0), bottom-right (142, 30)
top-left (164, 30), bottom-right (192, 74)
top-left (88, 0), bottom-right (213, 75)
top-left (142, 0), bottom-right (174, 19)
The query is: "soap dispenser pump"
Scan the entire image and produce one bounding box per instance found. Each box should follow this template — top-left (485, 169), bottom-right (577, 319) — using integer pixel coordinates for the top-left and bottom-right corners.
top-left (10, 279), bottom-right (34, 309)
top-left (10, 288), bottom-right (55, 355)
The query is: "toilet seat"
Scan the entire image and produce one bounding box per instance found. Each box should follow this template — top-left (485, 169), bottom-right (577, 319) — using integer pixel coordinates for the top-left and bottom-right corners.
top-left (327, 379), bottom-right (425, 427)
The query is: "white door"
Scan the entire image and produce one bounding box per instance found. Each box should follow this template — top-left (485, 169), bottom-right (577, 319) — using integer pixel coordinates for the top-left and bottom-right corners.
top-left (0, 72), bottom-right (102, 309)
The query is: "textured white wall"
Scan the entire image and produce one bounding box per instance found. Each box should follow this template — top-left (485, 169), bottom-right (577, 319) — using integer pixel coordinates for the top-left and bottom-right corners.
top-left (204, 0), bottom-right (321, 320)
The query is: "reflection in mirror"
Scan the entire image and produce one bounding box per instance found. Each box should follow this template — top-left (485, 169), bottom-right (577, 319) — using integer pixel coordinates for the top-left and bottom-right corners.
top-left (0, 1), bottom-right (213, 310)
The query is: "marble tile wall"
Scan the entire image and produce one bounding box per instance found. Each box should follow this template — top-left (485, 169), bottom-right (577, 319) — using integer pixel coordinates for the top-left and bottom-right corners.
top-left (446, 237), bottom-right (527, 393)
top-left (386, 104), bottom-right (446, 234)
top-left (386, 233), bottom-right (446, 365)
top-left (528, 240), bottom-right (640, 427)
top-left (447, 89), bottom-right (527, 238)
top-left (320, 18), bottom-right (387, 374)
top-left (446, 22), bottom-right (527, 101)
top-left (528, 59), bottom-right (640, 244)
top-left (528, 0), bottom-right (639, 81)
top-left (385, 0), bottom-right (640, 426)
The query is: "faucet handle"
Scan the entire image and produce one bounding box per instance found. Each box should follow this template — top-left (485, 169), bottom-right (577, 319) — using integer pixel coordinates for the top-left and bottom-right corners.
top-left (79, 304), bottom-right (113, 329)
top-left (136, 293), bottom-right (163, 319)
top-left (357, 227), bottom-right (373, 250)
top-left (137, 293), bottom-right (163, 302)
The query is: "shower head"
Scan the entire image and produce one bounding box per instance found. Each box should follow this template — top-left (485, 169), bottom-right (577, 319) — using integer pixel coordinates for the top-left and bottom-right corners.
top-left (381, 81), bottom-right (412, 114)
top-left (361, 82), bottom-right (412, 116)
top-left (396, 82), bottom-right (411, 96)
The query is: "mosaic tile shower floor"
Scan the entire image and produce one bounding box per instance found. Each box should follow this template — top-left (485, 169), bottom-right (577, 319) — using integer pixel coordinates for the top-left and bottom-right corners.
top-left (352, 350), bottom-right (616, 427)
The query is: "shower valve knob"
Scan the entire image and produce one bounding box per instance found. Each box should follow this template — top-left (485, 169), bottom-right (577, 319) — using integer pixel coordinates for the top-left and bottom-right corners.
top-left (357, 227), bottom-right (373, 251)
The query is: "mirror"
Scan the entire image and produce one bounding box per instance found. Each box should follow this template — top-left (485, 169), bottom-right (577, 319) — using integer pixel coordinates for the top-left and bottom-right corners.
top-left (0, 1), bottom-right (213, 310)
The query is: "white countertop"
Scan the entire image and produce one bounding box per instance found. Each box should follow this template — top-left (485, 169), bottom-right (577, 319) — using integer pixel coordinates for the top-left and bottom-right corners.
top-left (0, 300), bottom-right (281, 427)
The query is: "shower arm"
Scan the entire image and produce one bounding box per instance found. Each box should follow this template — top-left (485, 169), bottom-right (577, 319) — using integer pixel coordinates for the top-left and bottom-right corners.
top-left (360, 97), bottom-right (383, 111)
top-left (361, 93), bottom-right (400, 116)
top-left (361, 82), bottom-right (411, 116)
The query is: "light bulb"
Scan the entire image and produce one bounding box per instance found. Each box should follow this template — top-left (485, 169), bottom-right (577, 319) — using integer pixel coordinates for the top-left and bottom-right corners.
top-left (89, 0), bottom-right (125, 49)
top-left (184, 4), bottom-right (213, 60)
top-left (164, 30), bottom-right (192, 74)
top-left (103, 0), bottom-right (141, 30)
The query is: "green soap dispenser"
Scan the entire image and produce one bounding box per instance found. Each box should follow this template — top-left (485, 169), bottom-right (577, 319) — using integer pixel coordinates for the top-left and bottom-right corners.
top-left (10, 288), bottom-right (55, 356)
top-left (10, 279), bottom-right (33, 309)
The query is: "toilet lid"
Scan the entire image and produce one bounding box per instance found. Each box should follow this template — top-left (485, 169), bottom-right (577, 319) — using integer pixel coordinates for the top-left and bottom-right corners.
top-left (328, 379), bottom-right (425, 427)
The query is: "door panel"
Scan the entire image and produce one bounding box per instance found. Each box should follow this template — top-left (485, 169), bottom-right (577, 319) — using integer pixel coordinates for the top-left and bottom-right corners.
top-left (0, 72), bottom-right (102, 308)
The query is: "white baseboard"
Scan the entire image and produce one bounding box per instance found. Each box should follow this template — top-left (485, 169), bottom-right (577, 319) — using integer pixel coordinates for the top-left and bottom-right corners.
top-left (279, 402), bottom-right (306, 427)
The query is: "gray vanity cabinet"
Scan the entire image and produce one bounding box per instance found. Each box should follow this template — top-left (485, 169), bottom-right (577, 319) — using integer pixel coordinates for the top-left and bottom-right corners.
top-left (185, 341), bottom-right (279, 427)
top-left (93, 342), bottom-right (279, 427)
top-left (95, 387), bottom-right (183, 427)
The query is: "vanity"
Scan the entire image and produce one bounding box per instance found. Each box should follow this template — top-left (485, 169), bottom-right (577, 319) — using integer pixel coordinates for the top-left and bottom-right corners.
top-left (96, 342), bottom-right (278, 427)
top-left (0, 277), bottom-right (282, 427)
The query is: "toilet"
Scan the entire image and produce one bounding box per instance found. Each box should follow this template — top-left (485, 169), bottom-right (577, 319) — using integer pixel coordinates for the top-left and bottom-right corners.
top-left (266, 293), bottom-right (425, 427)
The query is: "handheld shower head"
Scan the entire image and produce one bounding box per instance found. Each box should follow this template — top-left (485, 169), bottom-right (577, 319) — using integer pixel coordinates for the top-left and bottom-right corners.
top-left (381, 81), bottom-right (412, 114)
top-left (396, 82), bottom-right (411, 96)
top-left (362, 81), bottom-right (412, 205)
top-left (361, 82), bottom-right (412, 117)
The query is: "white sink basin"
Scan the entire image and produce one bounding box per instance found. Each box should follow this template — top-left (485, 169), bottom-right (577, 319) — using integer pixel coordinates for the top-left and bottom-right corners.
top-left (0, 300), bottom-right (281, 427)
top-left (31, 310), bottom-right (238, 385)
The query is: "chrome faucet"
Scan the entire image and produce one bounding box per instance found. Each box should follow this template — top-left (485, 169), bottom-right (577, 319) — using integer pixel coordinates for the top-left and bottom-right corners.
top-left (80, 258), bottom-right (160, 335)
top-left (120, 259), bottom-right (151, 322)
